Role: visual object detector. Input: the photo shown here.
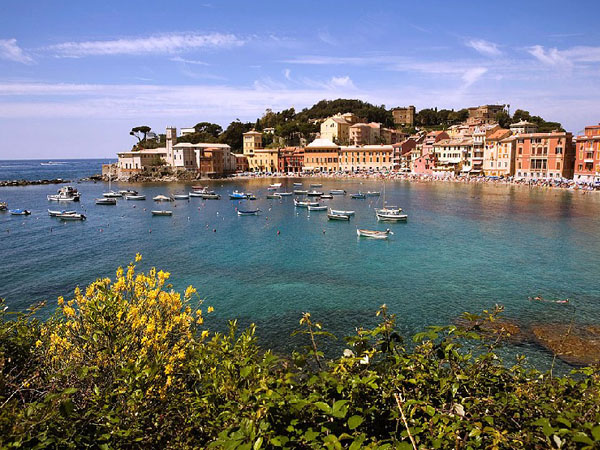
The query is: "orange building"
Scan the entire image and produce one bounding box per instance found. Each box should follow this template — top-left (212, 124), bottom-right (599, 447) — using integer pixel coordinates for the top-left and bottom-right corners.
top-left (278, 147), bottom-right (304, 173)
top-left (303, 139), bottom-right (340, 172)
top-left (514, 131), bottom-right (574, 180)
top-left (573, 123), bottom-right (600, 183)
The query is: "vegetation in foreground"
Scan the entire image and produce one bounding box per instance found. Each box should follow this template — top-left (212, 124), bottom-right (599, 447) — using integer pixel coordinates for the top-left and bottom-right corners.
top-left (1, 256), bottom-right (599, 449)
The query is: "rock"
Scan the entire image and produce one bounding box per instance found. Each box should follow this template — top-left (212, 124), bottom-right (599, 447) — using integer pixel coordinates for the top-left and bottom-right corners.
top-left (455, 317), bottom-right (524, 343)
top-left (532, 324), bottom-right (600, 366)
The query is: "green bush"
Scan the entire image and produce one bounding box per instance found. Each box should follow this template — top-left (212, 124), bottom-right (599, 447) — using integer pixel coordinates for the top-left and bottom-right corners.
top-left (0, 260), bottom-right (599, 449)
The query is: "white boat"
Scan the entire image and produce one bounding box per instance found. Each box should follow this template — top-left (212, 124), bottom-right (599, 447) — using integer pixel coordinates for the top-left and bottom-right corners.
top-left (330, 190), bottom-right (346, 195)
top-left (307, 191), bottom-right (323, 196)
top-left (375, 205), bottom-right (407, 222)
top-left (293, 182), bottom-right (303, 187)
top-left (125, 195), bottom-right (146, 200)
top-left (237, 209), bottom-right (260, 216)
top-left (173, 194), bottom-right (190, 200)
top-left (294, 199), bottom-right (319, 208)
top-left (152, 210), bottom-right (172, 216)
top-left (268, 183), bottom-right (282, 190)
top-left (279, 191), bottom-right (293, 196)
top-left (47, 186), bottom-right (81, 202)
top-left (350, 193), bottom-right (366, 199)
top-left (330, 209), bottom-right (355, 216)
top-left (48, 209), bottom-right (76, 217)
top-left (307, 205), bottom-right (327, 211)
top-left (327, 212), bottom-right (350, 221)
top-left (95, 198), bottom-right (117, 205)
top-left (103, 175), bottom-right (122, 198)
top-left (119, 189), bottom-right (138, 196)
top-left (189, 191), bottom-right (204, 197)
top-left (153, 195), bottom-right (173, 202)
top-left (366, 191), bottom-right (381, 197)
top-left (200, 193), bottom-right (220, 199)
top-left (356, 228), bottom-right (393, 239)
top-left (0, 202), bottom-right (7, 211)
top-left (310, 183), bottom-right (323, 187)
top-left (266, 193), bottom-right (282, 199)
top-left (293, 190), bottom-right (308, 195)
top-left (320, 194), bottom-right (333, 199)
top-left (58, 212), bottom-right (86, 221)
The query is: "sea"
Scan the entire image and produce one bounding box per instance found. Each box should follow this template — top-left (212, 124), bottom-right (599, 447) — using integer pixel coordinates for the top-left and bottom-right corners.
top-left (1, 159), bottom-right (599, 371)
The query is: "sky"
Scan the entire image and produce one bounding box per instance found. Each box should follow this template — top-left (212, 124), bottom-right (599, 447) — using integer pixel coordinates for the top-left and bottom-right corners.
top-left (0, 0), bottom-right (599, 159)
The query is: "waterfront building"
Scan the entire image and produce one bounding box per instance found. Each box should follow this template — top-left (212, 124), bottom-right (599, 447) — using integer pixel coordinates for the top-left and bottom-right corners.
top-left (319, 113), bottom-right (360, 143)
top-left (392, 138), bottom-right (417, 172)
top-left (172, 142), bottom-right (236, 175)
top-left (482, 128), bottom-right (513, 177)
top-left (467, 104), bottom-right (505, 126)
top-left (278, 147), bottom-right (304, 173)
top-left (248, 148), bottom-right (279, 173)
top-left (243, 130), bottom-right (263, 155)
top-left (514, 131), bottom-right (575, 180)
top-left (116, 148), bottom-right (168, 175)
top-left (433, 138), bottom-right (473, 176)
top-left (472, 124), bottom-right (500, 176)
top-left (510, 121), bottom-right (538, 134)
top-left (235, 154), bottom-right (249, 172)
top-left (339, 145), bottom-right (394, 172)
top-left (412, 153), bottom-right (436, 175)
top-left (573, 123), bottom-right (600, 183)
top-left (304, 139), bottom-right (340, 172)
top-left (423, 131), bottom-right (450, 155)
top-left (392, 106), bottom-right (416, 126)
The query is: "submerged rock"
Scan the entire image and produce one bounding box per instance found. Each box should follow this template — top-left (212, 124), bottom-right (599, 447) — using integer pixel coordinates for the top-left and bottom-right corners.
top-left (532, 324), bottom-right (600, 366)
top-left (455, 317), bottom-right (524, 343)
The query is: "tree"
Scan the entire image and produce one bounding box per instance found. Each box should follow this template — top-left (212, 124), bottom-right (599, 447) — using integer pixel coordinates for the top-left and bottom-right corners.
top-left (130, 126), bottom-right (151, 143)
top-left (495, 111), bottom-right (512, 128)
top-left (220, 120), bottom-right (254, 152)
top-left (193, 122), bottom-right (223, 138)
top-left (512, 109), bottom-right (531, 123)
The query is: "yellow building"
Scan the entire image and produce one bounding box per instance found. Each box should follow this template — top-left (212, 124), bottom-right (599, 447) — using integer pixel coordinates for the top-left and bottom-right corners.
top-left (339, 145), bottom-right (394, 172)
top-left (243, 130), bottom-right (263, 155)
top-left (304, 139), bottom-right (340, 172)
top-left (247, 149), bottom-right (279, 173)
top-left (319, 112), bottom-right (359, 143)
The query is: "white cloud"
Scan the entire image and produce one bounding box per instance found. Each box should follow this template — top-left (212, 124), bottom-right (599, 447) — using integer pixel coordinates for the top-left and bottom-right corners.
top-left (527, 45), bottom-right (571, 66)
top-left (0, 39), bottom-right (34, 64)
top-left (466, 39), bottom-right (501, 57)
top-left (170, 56), bottom-right (209, 65)
top-left (48, 32), bottom-right (244, 57)
top-left (461, 67), bottom-right (487, 88)
top-left (283, 68), bottom-right (292, 80)
top-left (329, 76), bottom-right (355, 89)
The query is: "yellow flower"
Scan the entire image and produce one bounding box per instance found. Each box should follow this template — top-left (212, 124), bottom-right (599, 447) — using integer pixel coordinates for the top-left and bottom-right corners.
top-left (135, 253), bottom-right (142, 262)
top-left (63, 306), bottom-right (75, 317)
top-left (35, 340), bottom-right (42, 348)
top-left (207, 306), bottom-right (214, 314)
top-left (201, 330), bottom-right (209, 339)
top-left (57, 296), bottom-right (64, 306)
top-left (184, 285), bottom-right (196, 298)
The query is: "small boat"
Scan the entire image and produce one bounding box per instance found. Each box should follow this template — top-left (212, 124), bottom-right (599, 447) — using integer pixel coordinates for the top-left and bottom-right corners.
top-left (366, 191), bottom-right (381, 197)
top-left (376, 211), bottom-right (408, 222)
top-left (95, 197), bottom-right (117, 205)
top-left (237, 209), bottom-right (260, 216)
top-left (328, 212), bottom-right (350, 221)
top-left (320, 194), bottom-right (333, 199)
top-left (268, 183), bottom-right (282, 190)
top-left (200, 193), bottom-right (220, 200)
top-left (47, 186), bottom-right (81, 202)
top-left (0, 202), bottom-right (7, 211)
top-left (119, 189), bottom-right (138, 196)
top-left (293, 190), bottom-right (308, 195)
top-left (10, 209), bottom-right (31, 215)
top-left (125, 195), bottom-right (146, 200)
top-left (294, 199), bottom-right (319, 208)
top-left (266, 193), bottom-right (282, 199)
top-left (307, 191), bottom-right (323, 196)
top-left (229, 191), bottom-right (247, 200)
top-left (293, 182), bottom-right (303, 187)
top-left (188, 191), bottom-right (204, 197)
top-left (152, 210), bottom-right (172, 216)
top-left (330, 209), bottom-right (355, 216)
top-left (153, 195), bottom-right (173, 202)
top-left (192, 185), bottom-right (209, 191)
top-left (307, 205), bottom-right (327, 211)
top-left (310, 183), bottom-right (323, 187)
top-left (351, 193), bottom-right (366, 199)
top-left (356, 228), bottom-right (393, 239)
top-left (58, 212), bottom-right (86, 221)
top-left (330, 190), bottom-right (346, 195)
top-left (247, 194), bottom-right (257, 200)
top-left (48, 209), bottom-right (76, 217)
top-left (279, 191), bottom-right (293, 196)
top-left (173, 194), bottom-right (190, 200)
top-left (102, 191), bottom-right (122, 198)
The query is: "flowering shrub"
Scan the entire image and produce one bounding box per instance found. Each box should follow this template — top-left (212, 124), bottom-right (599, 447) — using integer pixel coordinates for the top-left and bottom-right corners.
top-left (0, 258), bottom-right (599, 448)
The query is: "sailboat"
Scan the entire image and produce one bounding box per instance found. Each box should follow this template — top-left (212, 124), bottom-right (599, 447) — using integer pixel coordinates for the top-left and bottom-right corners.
top-left (102, 174), bottom-right (121, 198)
top-left (374, 182), bottom-right (407, 222)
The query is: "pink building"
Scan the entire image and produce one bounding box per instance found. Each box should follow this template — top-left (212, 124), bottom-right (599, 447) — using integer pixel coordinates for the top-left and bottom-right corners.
top-left (413, 153), bottom-right (436, 175)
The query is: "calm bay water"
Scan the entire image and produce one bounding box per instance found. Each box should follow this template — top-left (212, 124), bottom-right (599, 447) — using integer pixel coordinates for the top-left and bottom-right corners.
top-left (1, 160), bottom-right (599, 370)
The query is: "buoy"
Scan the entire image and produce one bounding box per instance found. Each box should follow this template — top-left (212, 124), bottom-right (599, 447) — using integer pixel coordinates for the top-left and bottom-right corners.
top-left (277, 230), bottom-right (280, 235)
top-left (213, 229), bottom-right (217, 232)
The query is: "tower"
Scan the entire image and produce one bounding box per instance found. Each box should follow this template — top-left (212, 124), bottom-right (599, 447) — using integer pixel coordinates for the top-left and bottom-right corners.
top-left (165, 127), bottom-right (177, 166)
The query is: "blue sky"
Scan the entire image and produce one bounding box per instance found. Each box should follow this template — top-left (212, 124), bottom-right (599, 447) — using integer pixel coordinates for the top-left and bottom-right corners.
top-left (0, 0), bottom-right (599, 159)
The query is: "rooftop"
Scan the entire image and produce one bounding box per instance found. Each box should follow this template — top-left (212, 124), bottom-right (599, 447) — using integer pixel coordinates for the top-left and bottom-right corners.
top-left (306, 138), bottom-right (340, 149)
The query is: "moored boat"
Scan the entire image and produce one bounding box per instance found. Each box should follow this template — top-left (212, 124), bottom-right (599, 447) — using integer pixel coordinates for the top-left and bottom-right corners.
top-left (229, 191), bottom-right (247, 200)
top-left (188, 191), bottom-right (204, 197)
top-left (293, 182), bottom-right (303, 187)
top-left (268, 183), bottom-right (282, 190)
top-left (237, 209), bottom-right (260, 216)
top-left (330, 209), bottom-right (355, 216)
top-left (153, 195), bottom-right (173, 202)
top-left (95, 197), bottom-right (117, 205)
top-left (266, 193), bottom-right (282, 199)
top-left (327, 212), bottom-right (350, 221)
top-left (310, 183), bottom-right (323, 187)
top-left (294, 199), bottom-right (319, 208)
top-left (351, 193), bottom-right (366, 199)
top-left (173, 194), bottom-right (190, 200)
top-left (366, 191), bottom-right (381, 197)
top-left (58, 212), bottom-right (86, 221)
top-left (152, 210), bottom-right (172, 216)
top-left (125, 195), bottom-right (146, 200)
top-left (48, 209), bottom-right (76, 217)
top-left (102, 191), bottom-right (122, 198)
top-left (0, 202), bottom-right (7, 211)
top-left (330, 189), bottom-right (346, 195)
top-left (47, 186), bottom-right (81, 202)
top-left (307, 191), bottom-right (323, 196)
top-left (279, 191), bottom-right (293, 196)
top-left (293, 189), bottom-right (308, 195)
top-left (307, 205), bottom-right (327, 211)
top-left (10, 209), bottom-right (31, 215)
top-left (376, 211), bottom-right (408, 222)
top-left (200, 193), bottom-right (220, 200)
top-left (320, 194), bottom-right (333, 199)
top-left (356, 228), bottom-right (393, 239)
top-left (119, 189), bottom-right (138, 196)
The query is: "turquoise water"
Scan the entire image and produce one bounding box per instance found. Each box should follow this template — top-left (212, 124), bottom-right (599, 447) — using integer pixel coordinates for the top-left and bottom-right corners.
top-left (1, 168), bottom-right (599, 369)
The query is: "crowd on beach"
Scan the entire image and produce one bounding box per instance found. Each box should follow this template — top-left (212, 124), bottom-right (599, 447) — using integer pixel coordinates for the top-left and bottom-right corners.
top-left (235, 171), bottom-right (600, 192)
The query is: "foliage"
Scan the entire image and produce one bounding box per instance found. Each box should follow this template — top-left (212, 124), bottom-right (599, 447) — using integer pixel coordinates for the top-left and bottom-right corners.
top-left (296, 99), bottom-right (394, 127)
top-left (415, 108), bottom-right (469, 127)
top-left (130, 126), bottom-right (152, 143)
top-left (220, 120), bottom-right (255, 152)
top-left (511, 109), bottom-right (564, 132)
top-left (1, 263), bottom-right (599, 448)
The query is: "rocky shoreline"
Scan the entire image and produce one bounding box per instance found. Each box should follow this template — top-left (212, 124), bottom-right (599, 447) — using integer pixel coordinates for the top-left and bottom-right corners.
top-left (0, 178), bottom-right (72, 187)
